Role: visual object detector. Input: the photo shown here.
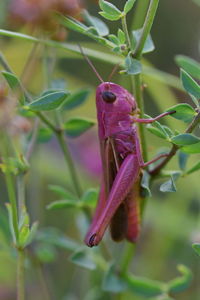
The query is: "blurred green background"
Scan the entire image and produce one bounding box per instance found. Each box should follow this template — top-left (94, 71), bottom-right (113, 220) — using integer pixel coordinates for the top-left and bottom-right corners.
top-left (0, 0), bottom-right (200, 299)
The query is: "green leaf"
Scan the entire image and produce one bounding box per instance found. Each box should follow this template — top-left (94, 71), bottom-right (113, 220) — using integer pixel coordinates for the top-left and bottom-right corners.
top-left (117, 29), bottom-right (125, 44)
top-left (108, 34), bottom-right (119, 45)
top-left (132, 29), bottom-right (155, 54)
top-left (35, 243), bottom-right (57, 263)
top-left (146, 125), bottom-right (167, 139)
top-left (125, 273), bottom-right (165, 297)
top-left (57, 14), bottom-right (87, 34)
top-left (160, 172), bottom-right (180, 193)
top-left (99, 11), bottom-right (121, 21)
top-left (162, 126), bottom-right (174, 138)
top-left (182, 142), bottom-right (200, 154)
top-left (175, 55), bottom-right (200, 80)
top-left (37, 127), bottom-right (53, 143)
top-left (5, 203), bottom-right (16, 244)
top-left (186, 161), bottom-right (200, 175)
top-left (81, 188), bottom-right (98, 208)
top-left (166, 103), bottom-right (196, 123)
top-left (181, 69), bottom-right (200, 99)
top-left (58, 14), bottom-right (112, 47)
top-left (83, 11), bottom-right (109, 36)
top-left (192, 243), bottom-right (200, 256)
top-left (64, 117), bottom-right (95, 138)
top-left (48, 185), bottom-right (75, 199)
top-left (36, 228), bottom-right (80, 251)
top-left (171, 134), bottom-right (200, 146)
top-left (178, 151), bottom-right (189, 170)
top-left (70, 249), bottom-right (96, 270)
top-left (27, 91), bottom-right (69, 111)
top-left (124, 0), bottom-right (136, 14)
top-left (102, 264), bottom-right (127, 292)
top-left (168, 265), bottom-right (192, 293)
top-left (141, 171), bottom-right (151, 197)
top-left (2, 71), bottom-right (25, 104)
top-left (47, 200), bottom-right (77, 210)
top-left (23, 221), bottom-right (38, 247)
top-left (61, 89), bottom-right (90, 110)
top-left (125, 54), bottom-right (142, 75)
top-left (99, 0), bottom-right (121, 17)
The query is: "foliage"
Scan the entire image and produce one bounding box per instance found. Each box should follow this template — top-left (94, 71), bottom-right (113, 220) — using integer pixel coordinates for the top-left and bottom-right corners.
top-left (0, 0), bottom-right (199, 299)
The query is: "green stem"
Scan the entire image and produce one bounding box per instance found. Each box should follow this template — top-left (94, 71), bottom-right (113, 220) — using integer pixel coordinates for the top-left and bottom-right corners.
top-left (17, 174), bottom-right (25, 220)
top-left (56, 132), bottom-right (82, 198)
top-left (121, 14), bottom-right (132, 51)
top-left (131, 0), bottom-right (150, 29)
top-left (134, 74), bottom-right (148, 162)
top-left (134, 0), bottom-right (160, 59)
top-left (120, 243), bottom-right (136, 276)
top-left (36, 112), bottom-right (57, 132)
top-left (17, 249), bottom-right (25, 300)
top-left (2, 135), bottom-right (19, 242)
top-left (5, 168), bottom-right (19, 241)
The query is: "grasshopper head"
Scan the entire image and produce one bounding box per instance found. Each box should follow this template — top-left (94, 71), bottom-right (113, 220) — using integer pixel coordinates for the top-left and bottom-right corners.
top-left (96, 82), bottom-right (137, 113)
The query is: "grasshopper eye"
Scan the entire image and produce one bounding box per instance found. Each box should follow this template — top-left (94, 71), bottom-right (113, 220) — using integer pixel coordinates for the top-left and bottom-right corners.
top-left (102, 91), bottom-right (116, 103)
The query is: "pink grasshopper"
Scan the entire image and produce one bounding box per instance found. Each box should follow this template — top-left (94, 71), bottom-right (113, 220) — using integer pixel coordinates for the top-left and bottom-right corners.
top-left (82, 53), bottom-right (174, 247)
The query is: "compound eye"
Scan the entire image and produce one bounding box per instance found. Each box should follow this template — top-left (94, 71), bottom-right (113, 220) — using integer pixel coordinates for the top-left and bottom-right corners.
top-left (102, 91), bottom-right (116, 103)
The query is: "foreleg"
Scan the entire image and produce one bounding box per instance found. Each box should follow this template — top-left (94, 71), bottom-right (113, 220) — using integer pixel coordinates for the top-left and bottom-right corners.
top-left (131, 111), bottom-right (175, 124)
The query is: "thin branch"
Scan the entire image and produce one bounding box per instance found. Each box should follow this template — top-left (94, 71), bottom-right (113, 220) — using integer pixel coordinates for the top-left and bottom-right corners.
top-left (150, 110), bottom-right (200, 176)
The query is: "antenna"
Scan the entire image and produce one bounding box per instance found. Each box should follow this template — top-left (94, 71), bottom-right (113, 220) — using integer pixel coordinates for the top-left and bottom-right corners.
top-left (78, 44), bottom-right (104, 84)
top-left (108, 62), bottom-right (121, 82)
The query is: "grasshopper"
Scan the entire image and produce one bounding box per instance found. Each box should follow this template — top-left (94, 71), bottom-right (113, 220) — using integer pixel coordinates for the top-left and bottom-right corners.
top-left (81, 50), bottom-right (174, 247)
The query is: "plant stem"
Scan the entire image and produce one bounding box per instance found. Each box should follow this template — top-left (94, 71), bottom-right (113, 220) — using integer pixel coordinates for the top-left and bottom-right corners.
top-left (2, 135), bottom-right (19, 242)
top-left (4, 168), bottom-right (19, 241)
top-left (56, 131), bottom-right (82, 198)
top-left (26, 119), bottom-right (39, 161)
top-left (35, 112), bottom-right (57, 132)
top-left (150, 110), bottom-right (200, 176)
top-left (17, 174), bottom-right (25, 220)
top-left (17, 249), bottom-right (25, 300)
top-left (134, 0), bottom-right (160, 59)
top-left (131, 0), bottom-right (150, 29)
top-left (120, 243), bottom-right (136, 276)
top-left (121, 14), bottom-right (132, 51)
top-left (134, 74), bottom-right (148, 161)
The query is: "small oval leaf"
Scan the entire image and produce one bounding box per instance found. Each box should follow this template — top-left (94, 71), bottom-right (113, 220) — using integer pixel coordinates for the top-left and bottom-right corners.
top-left (28, 91), bottom-right (69, 111)
top-left (172, 134), bottom-right (200, 146)
top-left (146, 125), bottom-right (167, 139)
top-left (132, 29), bottom-right (155, 54)
top-left (166, 103), bottom-right (196, 123)
top-left (61, 89), bottom-right (90, 110)
top-left (70, 249), bottom-right (96, 270)
top-left (99, 0), bottom-right (121, 17)
top-left (81, 188), bottom-right (99, 208)
top-left (47, 200), bottom-right (77, 210)
top-left (117, 29), bottom-right (125, 44)
top-left (182, 142), bottom-right (200, 154)
top-left (175, 55), bottom-right (200, 80)
top-left (186, 161), bottom-right (200, 175)
top-left (64, 118), bottom-right (95, 138)
top-left (102, 265), bottom-right (127, 292)
top-left (125, 54), bottom-right (142, 75)
top-left (181, 69), bottom-right (200, 99)
top-left (124, 0), bottom-right (136, 14)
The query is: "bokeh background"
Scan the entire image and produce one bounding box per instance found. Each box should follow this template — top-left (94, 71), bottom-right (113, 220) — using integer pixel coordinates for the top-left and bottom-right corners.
top-left (0, 0), bottom-right (200, 299)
